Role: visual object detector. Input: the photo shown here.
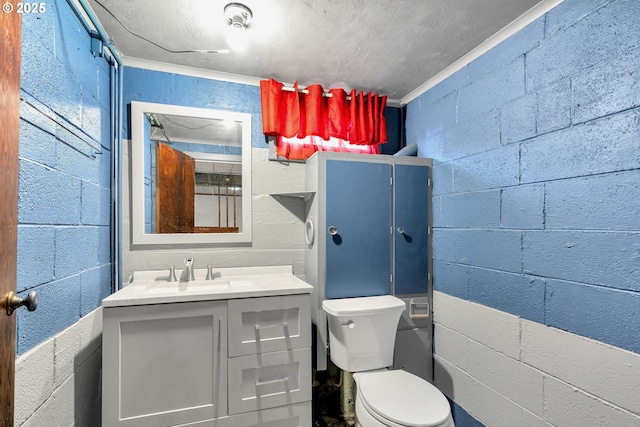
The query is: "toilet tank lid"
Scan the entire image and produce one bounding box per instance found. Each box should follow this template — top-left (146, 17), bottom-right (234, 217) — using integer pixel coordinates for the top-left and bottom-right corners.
top-left (322, 295), bottom-right (405, 316)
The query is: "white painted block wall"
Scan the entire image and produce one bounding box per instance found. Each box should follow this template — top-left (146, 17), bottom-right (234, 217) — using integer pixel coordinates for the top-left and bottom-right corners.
top-left (121, 146), bottom-right (307, 281)
top-left (14, 308), bottom-right (103, 426)
top-left (433, 291), bottom-right (640, 426)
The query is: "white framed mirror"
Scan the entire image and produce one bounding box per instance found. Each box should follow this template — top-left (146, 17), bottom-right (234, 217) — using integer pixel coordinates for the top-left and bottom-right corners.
top-left (131, 101), bottom-right (252, 245)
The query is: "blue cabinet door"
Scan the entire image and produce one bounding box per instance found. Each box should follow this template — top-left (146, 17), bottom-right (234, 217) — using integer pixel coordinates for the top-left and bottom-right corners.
top-left (393, 164), bottom-right (430, 295)
top-left (325, 160), bottom-right (391, 299)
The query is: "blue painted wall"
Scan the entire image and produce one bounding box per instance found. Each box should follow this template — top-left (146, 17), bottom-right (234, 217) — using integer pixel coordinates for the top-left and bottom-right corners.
top-left (123, 68), bottom-right (265, 148)
top-left (407, 0), bottom-right (639, 423)
top-left (381, 106), bottom-right (404, 154)
top-left (123, 67), bottom-right (404, 152)
top-left (17, 0), bottom-right (113, 355)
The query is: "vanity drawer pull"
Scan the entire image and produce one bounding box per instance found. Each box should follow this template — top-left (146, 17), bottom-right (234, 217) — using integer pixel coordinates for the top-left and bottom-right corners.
top-left (256, 376), bottom-right (289, 387)
top-left (255, 322), bottom-right (288, 331)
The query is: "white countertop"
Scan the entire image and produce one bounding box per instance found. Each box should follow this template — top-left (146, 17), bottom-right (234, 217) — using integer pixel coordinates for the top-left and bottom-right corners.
top-left (103, 265), bottom-right (313, 308)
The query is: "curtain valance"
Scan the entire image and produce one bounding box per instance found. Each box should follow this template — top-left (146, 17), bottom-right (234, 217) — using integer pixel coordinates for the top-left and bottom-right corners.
top-left (259, 78), bottom-right (388, 147)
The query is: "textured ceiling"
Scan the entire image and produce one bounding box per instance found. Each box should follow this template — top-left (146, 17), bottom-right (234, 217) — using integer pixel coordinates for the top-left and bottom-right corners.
top-left (88, 0), bottom-right (546, 102)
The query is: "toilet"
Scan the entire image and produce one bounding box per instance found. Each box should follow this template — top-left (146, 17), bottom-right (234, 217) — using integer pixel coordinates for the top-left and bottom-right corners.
top-left (322, 295), bottom-right (454, 427)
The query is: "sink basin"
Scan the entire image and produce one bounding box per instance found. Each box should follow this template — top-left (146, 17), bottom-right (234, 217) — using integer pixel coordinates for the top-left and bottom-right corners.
top-left (145, 279), bottom-right (231, 293)
top-left (143, 278), bottom-right (263, 292)
top-left (103, 265), bottom-right (313, 307)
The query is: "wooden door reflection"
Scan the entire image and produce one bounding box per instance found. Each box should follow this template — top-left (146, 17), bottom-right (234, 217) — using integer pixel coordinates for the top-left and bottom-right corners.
top-left (156, 142), bottom-right (195, 233)
top-left (156, 142), bottom-right (240, 234)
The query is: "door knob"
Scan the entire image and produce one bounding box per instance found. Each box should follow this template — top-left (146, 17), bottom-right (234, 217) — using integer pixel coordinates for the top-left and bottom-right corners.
top-left (397, 227), bottom-right (405, 234)
top-left (4, 291), bottom-right (38, 316)
top-left (328, 225), bottom-right (338, 236)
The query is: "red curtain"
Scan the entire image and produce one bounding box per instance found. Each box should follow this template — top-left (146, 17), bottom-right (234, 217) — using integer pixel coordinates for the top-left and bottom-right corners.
top-left (260, 78), bottom-right (387, 160)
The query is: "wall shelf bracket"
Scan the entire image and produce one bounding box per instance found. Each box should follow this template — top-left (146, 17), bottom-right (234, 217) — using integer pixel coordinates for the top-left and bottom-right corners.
top-left (270, 192), bottom-right (315, 222)
top-left (90, 31), bottom-right (104, 57)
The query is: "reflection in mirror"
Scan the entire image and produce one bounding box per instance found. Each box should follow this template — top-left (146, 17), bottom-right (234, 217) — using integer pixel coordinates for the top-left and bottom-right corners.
top-left (149, 114), bottom-right (242, 234)
top-left (131, 101), bottom-right (252, 245)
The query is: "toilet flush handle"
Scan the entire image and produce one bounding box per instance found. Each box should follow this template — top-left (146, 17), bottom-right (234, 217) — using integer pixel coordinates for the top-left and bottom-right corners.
top-left (341, 320), bottom-right (355, 329)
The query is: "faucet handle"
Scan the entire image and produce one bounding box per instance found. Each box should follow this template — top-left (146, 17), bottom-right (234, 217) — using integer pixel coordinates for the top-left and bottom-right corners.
top-left (206, 265), bottom-right (213, 280)
top-left (168, 266), bottom-right (177, 282)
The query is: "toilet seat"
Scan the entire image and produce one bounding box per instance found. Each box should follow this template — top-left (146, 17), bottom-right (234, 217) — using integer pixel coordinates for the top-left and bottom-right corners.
top-left (356, 370), bottom-right (451, 427)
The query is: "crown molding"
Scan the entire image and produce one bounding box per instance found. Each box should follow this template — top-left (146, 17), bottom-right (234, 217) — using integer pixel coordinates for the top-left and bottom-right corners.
top-left (400, 0), bottom-right (564, 106)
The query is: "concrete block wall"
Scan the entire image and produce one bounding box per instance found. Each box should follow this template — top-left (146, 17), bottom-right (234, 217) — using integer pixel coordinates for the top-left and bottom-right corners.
top-left (406, 0), bottom-right (640, 425)
top-left (18, 0), bottom-right (112, 355)
top-left (16, 0), bottom-right (112, 424)
top-left (434, 293), bottom-right (640, 427)
top-left (14, 308), bottom-right (103, 426)
top-left (121, 67), bottom-right (307, 280)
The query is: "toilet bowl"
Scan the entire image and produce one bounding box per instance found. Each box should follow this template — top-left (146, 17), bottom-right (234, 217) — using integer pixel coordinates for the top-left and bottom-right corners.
top-left (322, 296), bottom-right (454, 427)
top-left (353, 370), bottom-right (454, 427)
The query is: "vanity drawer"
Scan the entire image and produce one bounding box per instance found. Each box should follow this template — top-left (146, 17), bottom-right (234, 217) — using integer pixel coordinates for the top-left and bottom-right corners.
top-left (227, 347), bottom-right (312, 415)
top-left (227, 294), bottom-right (311, 357)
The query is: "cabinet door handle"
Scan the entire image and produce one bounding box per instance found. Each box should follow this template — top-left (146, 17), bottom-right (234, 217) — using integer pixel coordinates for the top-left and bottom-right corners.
top-left (217, 317), bottom-right (222, 356)
top-left (255, 376), bottom-right (289, 387)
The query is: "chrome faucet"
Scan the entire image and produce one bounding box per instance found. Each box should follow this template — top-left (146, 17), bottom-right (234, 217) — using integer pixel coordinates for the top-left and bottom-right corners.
top-left (184, 257), bottom-right (196, 281)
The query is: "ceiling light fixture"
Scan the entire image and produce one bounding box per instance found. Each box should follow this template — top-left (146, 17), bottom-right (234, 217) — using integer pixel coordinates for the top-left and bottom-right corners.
top-left (224, 3), bottom-right (253, 29)
top-left (224, 2), bottom-right (253, 51)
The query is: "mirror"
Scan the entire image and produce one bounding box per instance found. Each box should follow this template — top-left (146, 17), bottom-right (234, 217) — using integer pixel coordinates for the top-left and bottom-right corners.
top-left (131, 101), bottom-right (252, 245)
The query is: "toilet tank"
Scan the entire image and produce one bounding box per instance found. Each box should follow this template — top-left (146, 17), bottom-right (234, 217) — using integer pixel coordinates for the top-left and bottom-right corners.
top-left (322, 295), bottom-right (405, 372)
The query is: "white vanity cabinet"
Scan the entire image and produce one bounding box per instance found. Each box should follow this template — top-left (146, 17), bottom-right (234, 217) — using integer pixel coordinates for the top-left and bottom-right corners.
top-left (102, 301), bottom-right (228, 427)
top-left (102, 267), bottom-right (313, 427)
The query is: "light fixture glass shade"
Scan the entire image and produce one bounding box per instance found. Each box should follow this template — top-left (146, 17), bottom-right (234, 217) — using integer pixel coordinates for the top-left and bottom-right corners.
top-left (225, 25), bottom-right (248, 51)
